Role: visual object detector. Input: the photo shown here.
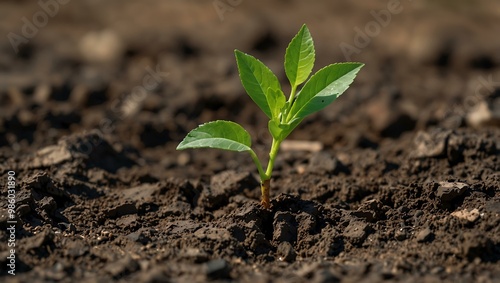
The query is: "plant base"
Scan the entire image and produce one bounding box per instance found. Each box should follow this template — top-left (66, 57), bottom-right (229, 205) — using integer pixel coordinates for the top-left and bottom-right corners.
top-left (261, 179), bottom-right (271, 209)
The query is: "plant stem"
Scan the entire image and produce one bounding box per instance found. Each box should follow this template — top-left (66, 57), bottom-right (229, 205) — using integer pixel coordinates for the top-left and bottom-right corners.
top-left (284, 85), bottom-right (297, 123)
top-left (265, 138), bottom-right (281, 178)
top-left (259, 85), bottom-right (297, 208)
top-left (249, 149), bottom-right (266, 181)
top-left (260, 138), bottom-right (282, 208)
top-left (288, 85), bottom-right (297, 105)
top-left (261, 179), bottom-right (271, 209)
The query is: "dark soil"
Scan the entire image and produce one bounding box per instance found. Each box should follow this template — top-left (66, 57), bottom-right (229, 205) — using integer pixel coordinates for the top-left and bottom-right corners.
top-left (1, 1), bottom-right (500, 282)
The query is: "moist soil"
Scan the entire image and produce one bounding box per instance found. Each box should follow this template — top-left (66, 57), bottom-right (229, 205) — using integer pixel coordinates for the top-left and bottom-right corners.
top-left (1, 1), bottom-right (500, 282)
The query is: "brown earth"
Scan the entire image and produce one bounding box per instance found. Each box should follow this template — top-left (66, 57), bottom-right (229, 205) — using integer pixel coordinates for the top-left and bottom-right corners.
top-left (1, 0), bottom-right (500, 282)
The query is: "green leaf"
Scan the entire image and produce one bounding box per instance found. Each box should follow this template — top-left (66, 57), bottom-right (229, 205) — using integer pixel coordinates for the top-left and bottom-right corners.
top-left (285, 117), bottom-right (303, 137)
top-left (288, 63), bottom-right (364, 121)
top-left (285, 24), bottom-right (315, 88)
top-left (177, 120), bottom-right (252, 152)
top-left (268, 117), bottom-right (303, 141)
top-left (266, 88), bottom-right (286, 119)
top-left (268, 119), bottom-right (283, 140)
top-left (235, 50), bottom-right (282, 119)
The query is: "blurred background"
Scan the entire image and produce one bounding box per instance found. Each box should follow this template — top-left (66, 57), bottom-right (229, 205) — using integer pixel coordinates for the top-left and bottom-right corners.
top-left (1, 0), bottom-right (499, 176)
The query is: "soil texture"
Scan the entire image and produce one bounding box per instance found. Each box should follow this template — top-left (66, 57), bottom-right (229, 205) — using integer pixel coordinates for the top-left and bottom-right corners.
top-left (1, 1), bottom-right (500, 282)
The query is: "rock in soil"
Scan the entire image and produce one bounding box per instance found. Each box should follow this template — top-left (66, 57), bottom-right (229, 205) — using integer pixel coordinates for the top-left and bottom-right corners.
top-left (415, 227), bottom-right (433, 243)
top-left (343, 221), bottom-right (371, 246)
top-left (277, 241), bottom-right (297, 263)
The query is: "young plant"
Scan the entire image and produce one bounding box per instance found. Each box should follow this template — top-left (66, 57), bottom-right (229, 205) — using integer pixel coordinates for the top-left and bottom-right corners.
top-left (177, 24), bottom-right (364, 209)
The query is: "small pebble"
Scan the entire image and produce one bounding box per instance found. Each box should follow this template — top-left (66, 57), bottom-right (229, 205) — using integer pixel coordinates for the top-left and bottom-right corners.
top-left (451, 208), bottom-right (480, 223)
top-left (395, 228), bottom-right (408, 241)
top-left (277, 241), bottom-right (297, 262)
top-left (415, 227), bottom-right (433, 243)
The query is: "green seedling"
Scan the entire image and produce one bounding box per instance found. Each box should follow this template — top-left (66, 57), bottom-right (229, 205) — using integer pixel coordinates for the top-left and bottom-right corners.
top-left (177, 24), bottom-right (364, 208)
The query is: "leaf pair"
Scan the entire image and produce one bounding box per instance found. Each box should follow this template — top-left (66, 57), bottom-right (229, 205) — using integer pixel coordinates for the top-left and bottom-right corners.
top-left (233, 24), bottom-right (316, 124)
top-left (235, 25), bottom-right (363, 127)
top-left (283, 25), bottom-right (364, 126)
